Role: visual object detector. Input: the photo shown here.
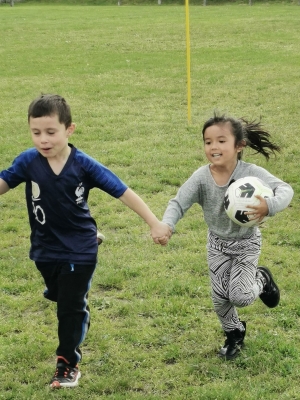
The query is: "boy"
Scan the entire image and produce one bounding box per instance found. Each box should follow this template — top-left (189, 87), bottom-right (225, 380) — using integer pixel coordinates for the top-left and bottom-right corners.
top-left (0, 94), bottom-right (171, 388)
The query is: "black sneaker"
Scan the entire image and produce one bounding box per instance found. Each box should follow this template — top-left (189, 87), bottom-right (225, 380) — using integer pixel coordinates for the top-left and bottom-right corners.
top-left (219, 321), bottom-right (246, 360)
top-left (257, 266), bottom-right (280, 308)
top-left (97, 231), bottom-right (105, 245)
top-left (50, 357), bottom-right (81, 389)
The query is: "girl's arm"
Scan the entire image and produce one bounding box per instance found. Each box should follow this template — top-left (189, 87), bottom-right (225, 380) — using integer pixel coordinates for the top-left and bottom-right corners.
top-left (249, 165), bottom-right (294, 216)
top-left (162, 172), bottom-right (201, 232)
top-left (0, 178), bottom-right (10, 195)
top-left (119, 188), bottom-right (172, 244)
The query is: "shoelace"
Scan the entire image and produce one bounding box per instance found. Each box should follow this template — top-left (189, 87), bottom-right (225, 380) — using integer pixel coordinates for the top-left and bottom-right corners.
top-left (54, 365), bottom-right (71, 378)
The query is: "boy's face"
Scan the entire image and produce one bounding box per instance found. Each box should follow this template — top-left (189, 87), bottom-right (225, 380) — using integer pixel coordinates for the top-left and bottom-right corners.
top-left (29, 114), bottom-right (75, 160)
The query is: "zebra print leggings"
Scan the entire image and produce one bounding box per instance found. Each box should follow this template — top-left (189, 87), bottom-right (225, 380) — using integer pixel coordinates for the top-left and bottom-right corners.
top-left (207, 230), bottom-right (264, 332)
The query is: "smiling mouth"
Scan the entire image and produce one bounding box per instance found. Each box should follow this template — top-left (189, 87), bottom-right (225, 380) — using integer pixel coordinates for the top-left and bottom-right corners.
top-left (212, 153), bottom-right (221, 157)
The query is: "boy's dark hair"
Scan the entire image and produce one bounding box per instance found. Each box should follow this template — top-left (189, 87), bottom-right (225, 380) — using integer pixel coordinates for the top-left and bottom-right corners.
top-left (28, 94), bottom-right (72, 128)
top-left (202, 112), bottom-right (280, 160)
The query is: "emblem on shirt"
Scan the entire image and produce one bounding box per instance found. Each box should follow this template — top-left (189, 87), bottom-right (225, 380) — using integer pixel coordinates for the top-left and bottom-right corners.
top-left (31, 181), bottom-right (46, 225)
top-left (75, 183), bottom-right (85, 204)
top-left (32, 181), bottom-right (41, 200)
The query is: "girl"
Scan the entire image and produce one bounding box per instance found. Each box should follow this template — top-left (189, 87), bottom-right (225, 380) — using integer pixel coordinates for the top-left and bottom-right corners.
top-left (160, 113), bottom-right (294, 360)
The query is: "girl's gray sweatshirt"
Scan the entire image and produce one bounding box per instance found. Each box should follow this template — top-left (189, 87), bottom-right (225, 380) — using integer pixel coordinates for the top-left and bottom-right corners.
top-left (162, 160), bottom-right (294, 240)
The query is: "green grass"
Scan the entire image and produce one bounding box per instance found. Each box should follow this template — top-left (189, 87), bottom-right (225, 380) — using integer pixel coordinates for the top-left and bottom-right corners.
top-left (12, 0), bottom-right (300, 5)
top-left (0, 3), bottom-right (300, 399)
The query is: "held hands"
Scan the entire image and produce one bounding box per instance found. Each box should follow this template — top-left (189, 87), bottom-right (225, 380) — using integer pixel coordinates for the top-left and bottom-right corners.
top-left (151, 221), bottom-right (172, 246)
top-left (245, 195), bottom-right (269, 223)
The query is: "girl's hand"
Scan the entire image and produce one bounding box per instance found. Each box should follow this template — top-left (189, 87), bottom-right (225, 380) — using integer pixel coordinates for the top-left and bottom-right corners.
top-left (245, 195), bottom-right (269, 223)
top-left (151, 222), bottom-right (172, 246)
top-left (156, 235), bottom-right (170, 246)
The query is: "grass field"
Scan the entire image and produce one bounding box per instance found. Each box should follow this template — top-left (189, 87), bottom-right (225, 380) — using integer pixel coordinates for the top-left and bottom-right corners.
top-left (0, 2), bottom-right (300, 399)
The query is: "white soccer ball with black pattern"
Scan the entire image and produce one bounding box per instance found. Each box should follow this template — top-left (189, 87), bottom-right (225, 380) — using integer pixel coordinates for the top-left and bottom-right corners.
top-left (224, 177), bottom-right (274, 227)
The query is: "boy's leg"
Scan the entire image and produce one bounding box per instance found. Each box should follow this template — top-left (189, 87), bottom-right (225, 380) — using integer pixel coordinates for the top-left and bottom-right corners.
top-left (56, 263), bottom-right (96, 366)
top-left (36, 261), bottom-right (96, 387)
top-left (36, 261), bottom-right (60, 302)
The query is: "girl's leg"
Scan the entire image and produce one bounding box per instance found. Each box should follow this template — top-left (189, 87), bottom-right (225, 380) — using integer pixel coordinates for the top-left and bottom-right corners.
top-left (229, 251), bottom-right (262, 309)
top-left (207, 241), bottom-right (248, 359)
top-left (207, 231), bottom-right (262, 332)
top-left (207, 245), bottom-right (244, 332)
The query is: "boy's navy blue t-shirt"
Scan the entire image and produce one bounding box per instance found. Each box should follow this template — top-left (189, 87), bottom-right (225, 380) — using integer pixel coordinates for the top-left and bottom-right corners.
top-left (0, 144), bottom-right (128, 264)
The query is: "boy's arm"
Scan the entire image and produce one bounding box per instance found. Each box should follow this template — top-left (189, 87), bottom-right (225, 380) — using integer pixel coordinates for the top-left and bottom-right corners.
top-left (119, 188), bottom-right (172, 244)
top-left (0, 178), bottom-right (10, 195)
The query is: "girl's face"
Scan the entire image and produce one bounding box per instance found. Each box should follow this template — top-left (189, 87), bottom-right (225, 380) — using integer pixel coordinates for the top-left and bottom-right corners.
top-left (203, 123), bottom-right (243, 168)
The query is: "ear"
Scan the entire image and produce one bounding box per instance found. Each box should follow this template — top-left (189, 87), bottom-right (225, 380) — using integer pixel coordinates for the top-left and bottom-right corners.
top-left (67, 123), bottom-right (76, 137)
top-left (237, 140), bottom-right (246, 152)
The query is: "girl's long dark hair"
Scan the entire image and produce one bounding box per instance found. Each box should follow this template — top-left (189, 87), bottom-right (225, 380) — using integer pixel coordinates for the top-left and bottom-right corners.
top-left (202, 112), bottom-right (281, 160)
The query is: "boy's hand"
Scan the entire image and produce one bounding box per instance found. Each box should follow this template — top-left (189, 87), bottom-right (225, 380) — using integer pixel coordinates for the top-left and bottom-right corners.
top-left (151, 222), bottom-right (172, 246)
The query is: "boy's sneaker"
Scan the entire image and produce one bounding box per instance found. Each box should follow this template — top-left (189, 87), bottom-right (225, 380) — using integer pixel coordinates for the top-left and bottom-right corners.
top-left (219, 321), bottom-right (246, 360)
top-left (97, 231), bottom-right (105, 245)
top-left (50, 357), bottom-right (81, 389)
top-left (257, 266), bottom-right (280, 308)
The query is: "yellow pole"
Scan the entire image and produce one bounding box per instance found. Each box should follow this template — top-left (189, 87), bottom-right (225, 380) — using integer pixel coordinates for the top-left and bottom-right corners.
top-left (185, 0), bottom-right (191, 124)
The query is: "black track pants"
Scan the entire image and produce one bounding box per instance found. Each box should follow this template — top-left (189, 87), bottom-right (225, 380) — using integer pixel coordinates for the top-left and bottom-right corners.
top-left (36, 261), bottom-right (96, 366)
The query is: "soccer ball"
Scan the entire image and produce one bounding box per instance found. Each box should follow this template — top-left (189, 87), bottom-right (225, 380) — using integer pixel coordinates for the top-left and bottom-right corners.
top-left (224, 177), bottom-right (274, 227)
